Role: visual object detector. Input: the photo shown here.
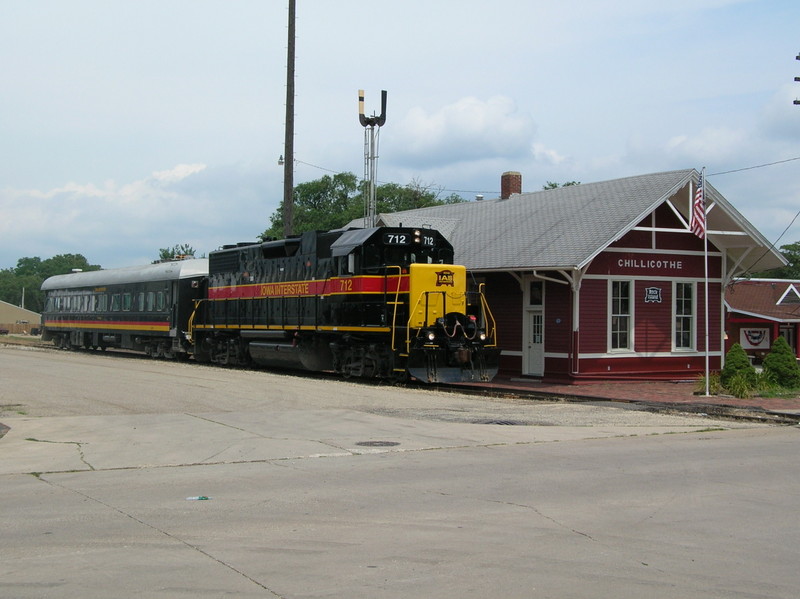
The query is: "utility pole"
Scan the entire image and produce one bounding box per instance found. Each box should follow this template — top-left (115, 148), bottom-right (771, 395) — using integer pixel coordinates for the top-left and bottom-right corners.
top-left (282, 0), bottom-right (296, 237)
top-left (794, 52), bottom-right (800, 105)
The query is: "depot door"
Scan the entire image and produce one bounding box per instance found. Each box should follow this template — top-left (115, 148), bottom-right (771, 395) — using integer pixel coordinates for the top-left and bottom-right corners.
top-left (523, 279), bottom-right (544, 376)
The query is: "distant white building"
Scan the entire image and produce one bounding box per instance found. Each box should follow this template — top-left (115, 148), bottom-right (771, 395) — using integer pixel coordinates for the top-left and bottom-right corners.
top-left (0, 300), bottom-right (41, 334)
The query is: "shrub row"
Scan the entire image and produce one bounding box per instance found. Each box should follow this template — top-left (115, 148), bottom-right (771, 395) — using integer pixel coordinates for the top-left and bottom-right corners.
top-left (707, 337), bottom-right (800, 398)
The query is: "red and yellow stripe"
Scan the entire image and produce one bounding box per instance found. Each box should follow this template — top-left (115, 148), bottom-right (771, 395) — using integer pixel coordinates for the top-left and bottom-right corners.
top-left (208, 275), bottom-right (409, 301)
top-left (43, 319), bottom-right (170, 333)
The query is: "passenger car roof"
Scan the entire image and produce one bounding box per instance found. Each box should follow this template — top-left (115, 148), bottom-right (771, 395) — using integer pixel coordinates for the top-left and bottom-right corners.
top-left (40, 259), bottom-right (209, 290)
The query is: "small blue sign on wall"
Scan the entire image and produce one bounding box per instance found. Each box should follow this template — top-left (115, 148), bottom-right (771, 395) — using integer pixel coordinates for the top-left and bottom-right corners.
top-left (644, 287), bottom-right (662, 303)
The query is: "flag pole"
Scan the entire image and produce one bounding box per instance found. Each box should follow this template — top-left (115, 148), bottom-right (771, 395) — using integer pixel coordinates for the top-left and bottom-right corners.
top-left (701, 167), bottom-right (710, 396)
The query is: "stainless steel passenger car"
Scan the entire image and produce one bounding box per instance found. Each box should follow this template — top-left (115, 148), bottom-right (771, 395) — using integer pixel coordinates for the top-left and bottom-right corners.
top-left (40, 259), bottom-right (208, 358)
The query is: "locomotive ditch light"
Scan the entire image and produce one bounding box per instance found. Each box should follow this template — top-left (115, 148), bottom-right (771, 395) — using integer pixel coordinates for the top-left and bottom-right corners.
top-left (479, 333), bottom-right (487, 341)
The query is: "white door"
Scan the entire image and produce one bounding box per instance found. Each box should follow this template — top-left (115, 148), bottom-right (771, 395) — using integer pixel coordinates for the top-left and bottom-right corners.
top-left (525, 309), bottom-right (544, 376)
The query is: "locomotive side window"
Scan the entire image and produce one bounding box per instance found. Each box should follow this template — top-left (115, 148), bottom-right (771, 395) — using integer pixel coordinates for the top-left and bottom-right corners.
top-left (97, 294), bottom-right (108, 312)
top-left (146, 291), bottom-right (155, 312)
top-left (156, 291), bottom-right (165, 311)
top-left (340, 253), bottom-right (356, 275)
top-left (111, 294), bottom-right (121, 311)
top-left (122, 293), bottom-right (132, 312)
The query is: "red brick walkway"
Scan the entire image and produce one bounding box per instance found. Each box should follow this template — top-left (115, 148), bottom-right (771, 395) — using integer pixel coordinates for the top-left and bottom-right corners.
top-left (469, 375), bottom-right (800, 416)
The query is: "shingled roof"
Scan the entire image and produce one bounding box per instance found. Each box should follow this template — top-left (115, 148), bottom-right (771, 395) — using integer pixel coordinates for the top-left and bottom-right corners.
top-left (366, 169), bottom-right (784, 276)
top-left (726, 279), bottom-right (800, 323)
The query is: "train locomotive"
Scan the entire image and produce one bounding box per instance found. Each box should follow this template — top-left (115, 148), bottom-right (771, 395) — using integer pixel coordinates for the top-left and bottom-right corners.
top-left (40, 226), bottom-right (500, 383)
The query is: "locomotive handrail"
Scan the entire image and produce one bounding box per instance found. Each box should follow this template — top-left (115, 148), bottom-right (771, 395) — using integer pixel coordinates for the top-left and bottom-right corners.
top-left (386, 265), bottom-right (403, 351)
top-left (405, 290), bottom-right (448, 353)
top-left (186, 299), bottom-right (206, 344)
top-left (477, 283), bottom-right (498, 347)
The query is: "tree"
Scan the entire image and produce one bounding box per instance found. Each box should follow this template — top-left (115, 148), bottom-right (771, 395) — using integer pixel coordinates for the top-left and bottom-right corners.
top-left (753, 241), bottom-right (800, 279)
top-left (762, 335), bottom-right (800, 388)
top-left (720, 343), bottom-right (758, 389)
top-left (542, 181), bottom-right (581, 190)
top-left (158, 244), bottom-right (197, 262)
top-left (262, 172), bottom-right (360, 240)
top-left (376, 179), bottom-right (463, 213)
top-left (0, 254), bottom-right (100, 313)
top-left (260, 173), bottom-right (464, 239)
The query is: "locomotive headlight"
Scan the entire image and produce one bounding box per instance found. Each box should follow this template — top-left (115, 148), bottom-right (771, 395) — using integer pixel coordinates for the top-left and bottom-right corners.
top-left (479, 333), bottom-right (487, 341)
top-left (427, 331), bottom-right (436, 341)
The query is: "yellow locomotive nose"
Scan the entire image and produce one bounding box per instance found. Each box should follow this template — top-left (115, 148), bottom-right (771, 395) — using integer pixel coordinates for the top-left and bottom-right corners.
top-left (407, 263), bottom-right (467, 328)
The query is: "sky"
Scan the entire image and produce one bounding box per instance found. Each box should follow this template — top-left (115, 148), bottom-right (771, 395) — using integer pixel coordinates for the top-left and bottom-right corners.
top-left (1, 0), bottom-right (799, 269)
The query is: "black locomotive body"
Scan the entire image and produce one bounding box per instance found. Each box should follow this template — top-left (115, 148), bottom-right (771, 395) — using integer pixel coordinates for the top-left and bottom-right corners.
top-left (40, 227), bottom-right (499, 383)
top-left (192, 227), bottom-right (499, 382)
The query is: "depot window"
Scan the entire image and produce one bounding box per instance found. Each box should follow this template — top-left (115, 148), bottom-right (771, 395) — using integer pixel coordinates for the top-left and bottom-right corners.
top-left (674, 282), bottom-right (695, 350)
top-left (610, 280), bottom-right (632, 351)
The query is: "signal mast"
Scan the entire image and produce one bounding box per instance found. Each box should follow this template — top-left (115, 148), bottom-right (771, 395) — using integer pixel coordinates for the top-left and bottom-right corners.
top-left (358, 89), bottom-right (387, 227)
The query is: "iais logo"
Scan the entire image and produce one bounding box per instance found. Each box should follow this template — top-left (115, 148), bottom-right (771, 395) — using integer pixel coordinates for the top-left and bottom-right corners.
top-left (435, 270), bottom-right (455, 287)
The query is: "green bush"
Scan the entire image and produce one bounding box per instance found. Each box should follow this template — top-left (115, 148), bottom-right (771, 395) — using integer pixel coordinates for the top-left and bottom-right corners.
top-left (726, 371), bottom-right (756, 399)
top-left (695, 372), bottom-right (722, 395)
top-left (720, 343), bottom-right (758, 389)
top-left (762, 336), bottom-right (800, 388)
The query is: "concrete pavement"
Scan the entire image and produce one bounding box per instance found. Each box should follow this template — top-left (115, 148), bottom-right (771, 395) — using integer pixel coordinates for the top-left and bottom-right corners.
top-left (2, 345), bottom-right (799, 598)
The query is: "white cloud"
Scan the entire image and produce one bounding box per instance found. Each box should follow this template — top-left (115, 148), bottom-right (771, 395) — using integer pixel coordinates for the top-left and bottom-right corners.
top-left (663, 127), bottom-right (750, 165)
top-left (0, 162), bottom-right (278, 269)
top-left (151, 164), bottom-right (207, 184)
top-left (531, 143), bottom-right (566, 166)
top-left (393, 96), bottom-right (537, 168)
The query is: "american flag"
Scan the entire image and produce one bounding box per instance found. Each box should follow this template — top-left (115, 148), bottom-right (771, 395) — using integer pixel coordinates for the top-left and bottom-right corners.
top-left (690, 171), bottom-right (706, 239)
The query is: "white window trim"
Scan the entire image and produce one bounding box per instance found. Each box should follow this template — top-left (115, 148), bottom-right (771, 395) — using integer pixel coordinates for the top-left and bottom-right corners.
top-left (608, 279), bottom-right (634, 353)
top-left (672, 281), bottom-right (696, 352)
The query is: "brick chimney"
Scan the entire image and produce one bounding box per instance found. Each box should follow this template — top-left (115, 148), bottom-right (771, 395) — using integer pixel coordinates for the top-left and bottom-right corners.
top-left (500, 171), bottom-right (522, 199)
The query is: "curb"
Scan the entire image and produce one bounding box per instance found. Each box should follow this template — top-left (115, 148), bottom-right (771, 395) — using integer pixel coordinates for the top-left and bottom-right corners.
top-left (449, 383), bottom-right (800, 425)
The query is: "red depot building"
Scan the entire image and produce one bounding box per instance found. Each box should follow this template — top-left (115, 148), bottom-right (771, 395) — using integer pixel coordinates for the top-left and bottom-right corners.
top-left (368, 169), bottom-right (785, 381)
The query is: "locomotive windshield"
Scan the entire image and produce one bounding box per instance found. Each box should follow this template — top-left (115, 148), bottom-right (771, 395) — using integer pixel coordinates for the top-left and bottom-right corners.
top-left (383, 246), bottom-right (452, 266)
top-left (361, 244), bottom-right (453, 270)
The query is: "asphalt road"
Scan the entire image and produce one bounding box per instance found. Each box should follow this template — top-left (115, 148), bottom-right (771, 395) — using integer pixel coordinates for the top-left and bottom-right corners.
top-left (2, 345), bottom-right (799, 598)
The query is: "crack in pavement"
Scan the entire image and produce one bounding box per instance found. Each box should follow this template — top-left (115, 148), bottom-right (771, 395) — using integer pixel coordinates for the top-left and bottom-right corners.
top-left (25, 437), bottom-right (95, 470)
top-left (185, 412), bottom-right (359, 460)
top-left (33, 474), bottom-right (287, 598)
